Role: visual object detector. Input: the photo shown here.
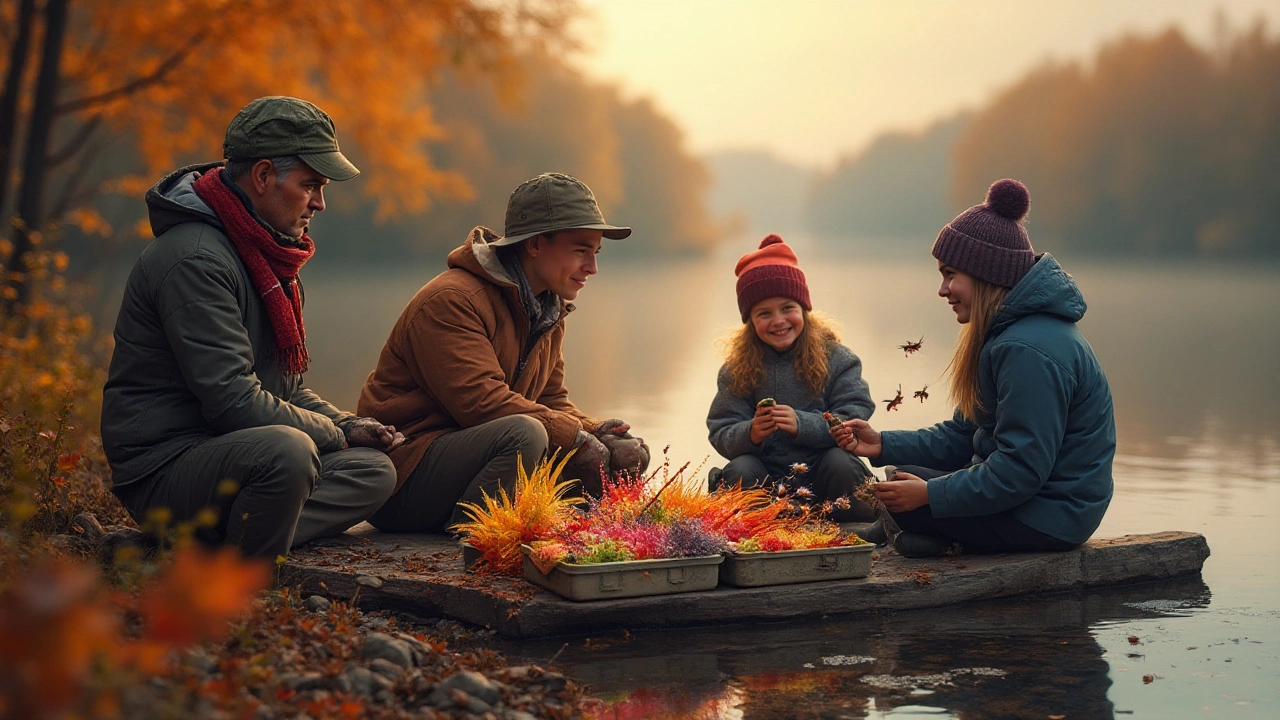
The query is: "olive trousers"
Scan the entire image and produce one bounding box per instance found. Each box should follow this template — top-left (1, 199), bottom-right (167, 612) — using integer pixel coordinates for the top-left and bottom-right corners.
top-left (116, 425), bottom-right (397, 559)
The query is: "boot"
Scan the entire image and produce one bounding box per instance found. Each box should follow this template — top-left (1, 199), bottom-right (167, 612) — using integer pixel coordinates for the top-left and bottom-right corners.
top-left (707, 466), bottom-right (724, 492)
top-left (892, 532), bottom-right (949, 558)
top-left (854, 518), bottom-right (889, 546)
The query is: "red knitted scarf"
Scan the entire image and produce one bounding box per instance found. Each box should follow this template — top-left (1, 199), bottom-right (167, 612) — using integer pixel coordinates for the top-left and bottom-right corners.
top-left (192, 168), bottom-right (314, 375)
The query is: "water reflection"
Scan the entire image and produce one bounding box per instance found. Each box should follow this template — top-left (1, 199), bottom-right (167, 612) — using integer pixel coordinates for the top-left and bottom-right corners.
top-left (499, 577), bottom-right (1209, 719)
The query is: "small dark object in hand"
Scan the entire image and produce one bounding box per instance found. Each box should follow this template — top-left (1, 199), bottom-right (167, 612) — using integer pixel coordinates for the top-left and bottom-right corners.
top-left (822, 411), bottom-right (842, 429)
top-left (757, 397), bottom-right (776, 408)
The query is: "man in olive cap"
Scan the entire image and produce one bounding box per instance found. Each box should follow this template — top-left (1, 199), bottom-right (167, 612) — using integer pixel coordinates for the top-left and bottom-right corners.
top-left (102, 96), bottom-right (402, 559)
top-left (358, 172), bottom-right (648, 534)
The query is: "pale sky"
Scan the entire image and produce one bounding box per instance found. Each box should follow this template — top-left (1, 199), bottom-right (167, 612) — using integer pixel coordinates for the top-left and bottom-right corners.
top-left (571, 0), bottom-right (1280, 168)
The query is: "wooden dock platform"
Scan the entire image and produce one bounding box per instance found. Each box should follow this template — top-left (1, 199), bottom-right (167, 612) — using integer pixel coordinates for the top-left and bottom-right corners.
top-left (281, 525), bottom-right (1209, 639)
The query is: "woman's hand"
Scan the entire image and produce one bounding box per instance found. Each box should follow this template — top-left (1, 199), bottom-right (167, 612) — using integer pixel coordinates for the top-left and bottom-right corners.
top-left (873, 472), bottom-right (929, 512)
top-left (750, 406), bottom-right (776, 445)
top-left (770, 405), bottom-right (799, 438)
top-left (833, 418), bottom-right (882, 458)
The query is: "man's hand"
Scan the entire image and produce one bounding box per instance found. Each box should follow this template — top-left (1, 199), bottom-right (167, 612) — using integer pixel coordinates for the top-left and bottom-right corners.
top-left (570, 429), bottom-right (611, 472)
top-left (593, 418), bottom-right (632, 438)
top-left (344, 417), bottom-right (406, 452)
top-left (833, 418), bottom-right (882, 458)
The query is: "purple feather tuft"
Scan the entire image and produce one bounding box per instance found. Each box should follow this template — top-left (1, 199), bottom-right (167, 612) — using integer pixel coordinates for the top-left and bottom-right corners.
top-left (984, 179), bottom-right (1030, 221)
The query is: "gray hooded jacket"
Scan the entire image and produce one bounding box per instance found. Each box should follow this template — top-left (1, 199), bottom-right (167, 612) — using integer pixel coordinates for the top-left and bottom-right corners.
top-left (707, 342), bottom-right (875, 478)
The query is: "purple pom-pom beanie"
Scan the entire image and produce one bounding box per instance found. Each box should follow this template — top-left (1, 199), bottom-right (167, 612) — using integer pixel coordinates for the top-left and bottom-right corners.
top-left (931, 178), bottom-right (1035, 288)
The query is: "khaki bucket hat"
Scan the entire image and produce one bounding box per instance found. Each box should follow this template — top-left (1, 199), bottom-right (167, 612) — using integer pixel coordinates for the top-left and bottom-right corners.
top-left (495, 172), bottom-right (631, 246)
top-left (223, 96), bottom-right (360, 181)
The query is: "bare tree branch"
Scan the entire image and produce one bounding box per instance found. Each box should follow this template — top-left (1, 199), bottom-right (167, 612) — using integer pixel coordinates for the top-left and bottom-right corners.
top-left (47, 114), bottom-right (101, 167)
top-left (54, 30), bottom-right (209, 114)
top-left (49, 135), bottom-right (108, 221)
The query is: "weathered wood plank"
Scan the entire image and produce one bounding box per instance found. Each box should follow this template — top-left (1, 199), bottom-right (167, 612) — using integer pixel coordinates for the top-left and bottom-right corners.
top-left (280, 525), bottom-right (1208, 639)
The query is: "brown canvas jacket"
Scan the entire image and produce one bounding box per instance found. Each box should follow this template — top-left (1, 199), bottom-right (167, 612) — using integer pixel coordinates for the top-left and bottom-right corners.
top-left (358, 226), bottom-right (599, 491)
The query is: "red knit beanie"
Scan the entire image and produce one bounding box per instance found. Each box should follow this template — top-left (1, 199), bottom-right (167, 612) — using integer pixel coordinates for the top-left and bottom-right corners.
top-left (734, 234), bottom-right (811, 321)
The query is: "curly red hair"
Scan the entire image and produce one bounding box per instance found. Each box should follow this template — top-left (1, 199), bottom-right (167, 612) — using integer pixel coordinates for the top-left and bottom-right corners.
top-left (721, 309), bottom-right (840, 399)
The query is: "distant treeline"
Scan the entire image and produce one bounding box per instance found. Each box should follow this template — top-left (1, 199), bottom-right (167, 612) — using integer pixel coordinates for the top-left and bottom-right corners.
top-left (320, 52), bottom-right (717, 261)
top-left (807, 113), bottom-right (969, 244)
top-left (807, 24), bottom-right (1280, 256)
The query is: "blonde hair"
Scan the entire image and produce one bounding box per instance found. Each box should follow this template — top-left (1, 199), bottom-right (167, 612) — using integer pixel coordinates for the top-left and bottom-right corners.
top-left (945, 277), bottom-right (1009, 422)
top-left (722, 309), bottom-right (840, 398)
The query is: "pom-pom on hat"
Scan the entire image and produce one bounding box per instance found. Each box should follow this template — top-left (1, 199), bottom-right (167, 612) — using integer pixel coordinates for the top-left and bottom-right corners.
top-left (734, 234), bottom-right (811, 322)
top-left (931, 179), bottom-right (1035, 288)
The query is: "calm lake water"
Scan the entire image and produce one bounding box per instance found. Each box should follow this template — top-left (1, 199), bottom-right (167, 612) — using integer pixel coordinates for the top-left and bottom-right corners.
top-left (301, 243), bottom-right (1280, 719)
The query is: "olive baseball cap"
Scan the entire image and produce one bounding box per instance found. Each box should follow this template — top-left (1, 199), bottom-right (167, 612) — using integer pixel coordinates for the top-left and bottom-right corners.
top-left (496, 172), bottom-right (631, 246)
top-left (222, 96), bottom-right (360, 181)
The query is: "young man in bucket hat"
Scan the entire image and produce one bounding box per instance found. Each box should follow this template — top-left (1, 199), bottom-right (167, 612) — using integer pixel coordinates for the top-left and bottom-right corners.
top-left (358, 172), bottom-right (649, 533)
top-left (101, 96), bottom-right (403, 560)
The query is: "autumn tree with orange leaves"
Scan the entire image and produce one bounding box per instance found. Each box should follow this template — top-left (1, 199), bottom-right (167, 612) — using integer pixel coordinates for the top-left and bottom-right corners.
top-left (0, 0), bottom-right (577, 314)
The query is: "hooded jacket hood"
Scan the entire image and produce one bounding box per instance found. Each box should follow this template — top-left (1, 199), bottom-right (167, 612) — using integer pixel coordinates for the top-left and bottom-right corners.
top-left (991, 253), bottom-right (1085, 338)
top-left (447, 226), bottom-right (516, 286)
top-left (144, 161), bottom-right (222, 237)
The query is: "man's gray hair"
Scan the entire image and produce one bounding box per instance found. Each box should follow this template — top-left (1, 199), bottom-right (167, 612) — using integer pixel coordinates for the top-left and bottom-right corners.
top-left (224, 155), bottom-right (307, 183)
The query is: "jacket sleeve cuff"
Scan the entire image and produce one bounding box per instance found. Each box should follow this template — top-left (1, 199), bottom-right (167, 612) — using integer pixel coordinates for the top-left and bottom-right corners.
top-left (870, 430), bottom-right (905, 467)
top-left (720, 421), bottom-right (761, 458)
top-left (926, 475), bottom-right (953, 516)
top-left (317, 421), bottom-right (347, 454)
top-left (546, 412), bottom-right (584, 450)
top-left (795, 411), bottom-right (835, 448)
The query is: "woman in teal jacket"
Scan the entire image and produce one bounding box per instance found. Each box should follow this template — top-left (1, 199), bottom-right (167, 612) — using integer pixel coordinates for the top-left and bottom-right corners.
top-left (835, 179), bottom-right (1115, 557)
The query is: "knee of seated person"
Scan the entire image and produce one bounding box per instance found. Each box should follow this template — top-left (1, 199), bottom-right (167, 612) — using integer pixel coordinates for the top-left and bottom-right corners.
top-left (500, 414), bottom-right (549, 456)
top-left (361, 450), bottom-right (397, 501)
top-left (258, 426), bottom-right (321, 481)
top-left (722, 458), bottom-right (768, 489)
top-left (821, 446), bottom-right (868, 474)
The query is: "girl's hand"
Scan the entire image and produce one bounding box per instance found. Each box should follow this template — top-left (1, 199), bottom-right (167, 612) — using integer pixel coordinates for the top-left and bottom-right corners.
top-left (750, 406), bottom-right (776, 445)
top-left (833, 418), bottom-right (882, 458)
top-left (873, 472), bottom-right (929, 512)
top-left (770, 405), bottom-right (799, 438)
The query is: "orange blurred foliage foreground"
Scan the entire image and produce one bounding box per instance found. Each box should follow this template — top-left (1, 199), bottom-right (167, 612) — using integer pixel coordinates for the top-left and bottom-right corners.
top-left (0, 547), bottom-right (271, 720)
top-left (0, 267), bottom-right (272, 719)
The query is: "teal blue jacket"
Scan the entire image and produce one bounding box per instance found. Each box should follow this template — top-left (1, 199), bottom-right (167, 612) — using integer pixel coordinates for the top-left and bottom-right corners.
top-left (878, 254), bottom-right (1115, 544)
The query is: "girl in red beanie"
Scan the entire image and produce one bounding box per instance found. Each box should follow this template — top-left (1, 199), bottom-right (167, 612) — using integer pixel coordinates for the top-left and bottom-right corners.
top-left (706, 234), bottom-right (878, 522)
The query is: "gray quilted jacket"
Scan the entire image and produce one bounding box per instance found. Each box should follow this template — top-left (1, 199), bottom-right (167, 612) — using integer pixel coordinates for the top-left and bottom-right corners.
top-left (101, 162), bottom-right (351, 494)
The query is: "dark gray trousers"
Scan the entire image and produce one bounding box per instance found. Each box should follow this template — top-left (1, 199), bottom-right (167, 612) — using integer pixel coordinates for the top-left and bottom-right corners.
top-left (719, 447), bottom-right (878, 522)
top-left (888, 465), bottom-right (1078, 553)
top-left (120, 425), bottom-right (397, 559)
top-left (370, 415), bottom-right (550, 534)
